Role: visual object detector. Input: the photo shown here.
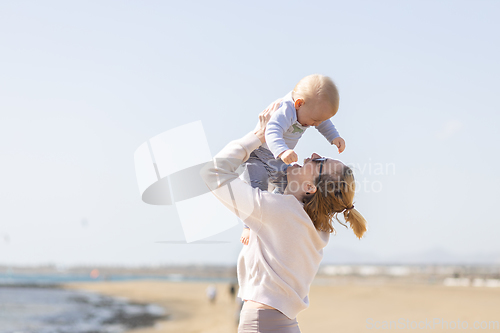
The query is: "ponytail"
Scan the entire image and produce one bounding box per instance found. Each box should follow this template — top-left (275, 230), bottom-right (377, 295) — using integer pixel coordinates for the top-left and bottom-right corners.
top-left (343, 208), bottom-right (367, 239)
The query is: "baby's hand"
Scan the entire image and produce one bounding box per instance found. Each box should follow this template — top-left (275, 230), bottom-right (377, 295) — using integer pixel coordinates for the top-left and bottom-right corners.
top-left (279, 149), bottom-right (298, 164)
top-left (333, 137), bottom-right (346, 153)
top-left (240, 228), bottom-right (250, 245)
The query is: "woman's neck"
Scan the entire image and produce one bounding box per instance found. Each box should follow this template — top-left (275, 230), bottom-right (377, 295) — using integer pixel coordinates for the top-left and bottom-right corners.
top-left (283, 187), bottom-right (303, 202)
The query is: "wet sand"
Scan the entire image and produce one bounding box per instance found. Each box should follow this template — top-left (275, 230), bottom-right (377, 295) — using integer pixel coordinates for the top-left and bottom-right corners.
top-left (62, 280), bottom-right (500, 332)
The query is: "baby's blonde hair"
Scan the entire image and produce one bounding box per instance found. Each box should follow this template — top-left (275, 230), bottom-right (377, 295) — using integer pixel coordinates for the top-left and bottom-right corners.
top-left (292, 74), bottom-right (340, 114)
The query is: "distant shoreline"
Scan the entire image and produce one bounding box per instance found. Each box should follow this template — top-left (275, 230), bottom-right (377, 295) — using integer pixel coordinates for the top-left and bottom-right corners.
top-left (0, 282), bottom-right (63, 288)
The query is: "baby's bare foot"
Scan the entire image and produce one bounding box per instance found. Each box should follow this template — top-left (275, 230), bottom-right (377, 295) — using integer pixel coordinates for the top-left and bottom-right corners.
top-left (240, 228), bottom-right (250, 245)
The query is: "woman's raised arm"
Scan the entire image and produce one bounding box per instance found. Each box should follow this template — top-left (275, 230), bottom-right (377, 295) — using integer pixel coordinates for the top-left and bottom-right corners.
top-left (199, 100), bottom-right (280, 230)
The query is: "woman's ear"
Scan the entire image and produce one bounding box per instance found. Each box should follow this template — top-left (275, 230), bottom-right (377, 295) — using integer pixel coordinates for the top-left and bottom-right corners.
top-left (305, 182), bottom-right (317, 195)
top-left (303, 182), bottom-right (318, 203)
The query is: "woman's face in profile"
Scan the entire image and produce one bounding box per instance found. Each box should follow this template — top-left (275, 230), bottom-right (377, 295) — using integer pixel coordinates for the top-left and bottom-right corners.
top-left (287, 153), bottom-right (345, 188)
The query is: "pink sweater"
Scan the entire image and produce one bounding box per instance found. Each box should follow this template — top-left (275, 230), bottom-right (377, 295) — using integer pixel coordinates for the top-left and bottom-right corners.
top-left (200, 132), bottom-right (330, 319)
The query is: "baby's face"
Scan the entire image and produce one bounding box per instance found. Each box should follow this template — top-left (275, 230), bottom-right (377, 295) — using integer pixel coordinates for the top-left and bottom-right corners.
top-left (296, 99), bottom-right (337, 127)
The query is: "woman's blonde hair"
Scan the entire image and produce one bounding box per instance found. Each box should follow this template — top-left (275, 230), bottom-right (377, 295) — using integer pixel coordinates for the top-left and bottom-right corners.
top-left (292, 74), bottom-right (340, 114)
top-left (303, 166), bottom-right (367, 239)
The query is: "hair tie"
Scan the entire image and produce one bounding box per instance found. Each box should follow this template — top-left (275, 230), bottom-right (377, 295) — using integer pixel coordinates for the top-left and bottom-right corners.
top-left (345, 205), bottom-right (354, 211)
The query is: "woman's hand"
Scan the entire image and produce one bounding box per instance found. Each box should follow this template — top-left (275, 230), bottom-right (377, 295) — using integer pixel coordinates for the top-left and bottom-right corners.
top-left (253, 98), bottom-right (282, 143)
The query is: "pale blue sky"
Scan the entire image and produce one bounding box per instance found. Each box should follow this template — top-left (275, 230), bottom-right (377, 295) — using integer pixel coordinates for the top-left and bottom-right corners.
top-left (1, 0), bottom-right (499, 266)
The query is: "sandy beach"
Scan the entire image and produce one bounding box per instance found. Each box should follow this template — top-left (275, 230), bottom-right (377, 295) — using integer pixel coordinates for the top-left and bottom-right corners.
top-left (62, 279), bottom-right (500, 333)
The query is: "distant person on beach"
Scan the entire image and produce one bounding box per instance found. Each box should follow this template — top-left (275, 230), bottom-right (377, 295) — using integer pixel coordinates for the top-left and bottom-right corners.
top-left (229, 283), bottom-right (236, 299)
top-left (240, 74), bottom-right (346, 246)
top-left (201, 102), bottom-right (367, 332)
top-left (206, 285), bottom-right (217, 304)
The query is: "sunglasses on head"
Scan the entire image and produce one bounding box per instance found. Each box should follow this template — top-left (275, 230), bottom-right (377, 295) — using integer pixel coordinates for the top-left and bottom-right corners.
top-left (311, 157), bottom-right (327, 183)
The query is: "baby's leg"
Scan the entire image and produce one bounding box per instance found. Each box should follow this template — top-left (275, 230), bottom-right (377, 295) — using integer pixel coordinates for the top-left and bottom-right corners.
top-left (268, 158), bottom-right (288, 194)
top-left (245, 152), bottom-right (270, 192)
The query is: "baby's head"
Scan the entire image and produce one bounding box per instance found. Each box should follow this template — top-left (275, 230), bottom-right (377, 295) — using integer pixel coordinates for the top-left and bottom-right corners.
top-left (292, 74), bottom-right (339, 127)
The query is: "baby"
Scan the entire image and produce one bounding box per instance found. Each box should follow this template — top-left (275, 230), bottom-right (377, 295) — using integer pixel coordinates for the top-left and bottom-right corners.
top-left (240, 74), bottom-right (345, 245)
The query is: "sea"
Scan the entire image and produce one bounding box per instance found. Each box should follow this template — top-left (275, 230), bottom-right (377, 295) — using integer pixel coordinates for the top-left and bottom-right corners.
top-left (0, 272), bottom-right (230, 333)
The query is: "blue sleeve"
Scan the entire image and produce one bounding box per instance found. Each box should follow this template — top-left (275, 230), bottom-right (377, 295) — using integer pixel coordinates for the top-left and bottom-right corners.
top-left (316, 119), bottom-right (340, 144)
top-left (265, 102), bottom-right (295, 159)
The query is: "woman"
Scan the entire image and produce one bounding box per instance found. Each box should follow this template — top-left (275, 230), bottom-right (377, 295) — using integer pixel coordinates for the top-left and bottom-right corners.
top-left (201, 105), bottom-right (367, 332)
